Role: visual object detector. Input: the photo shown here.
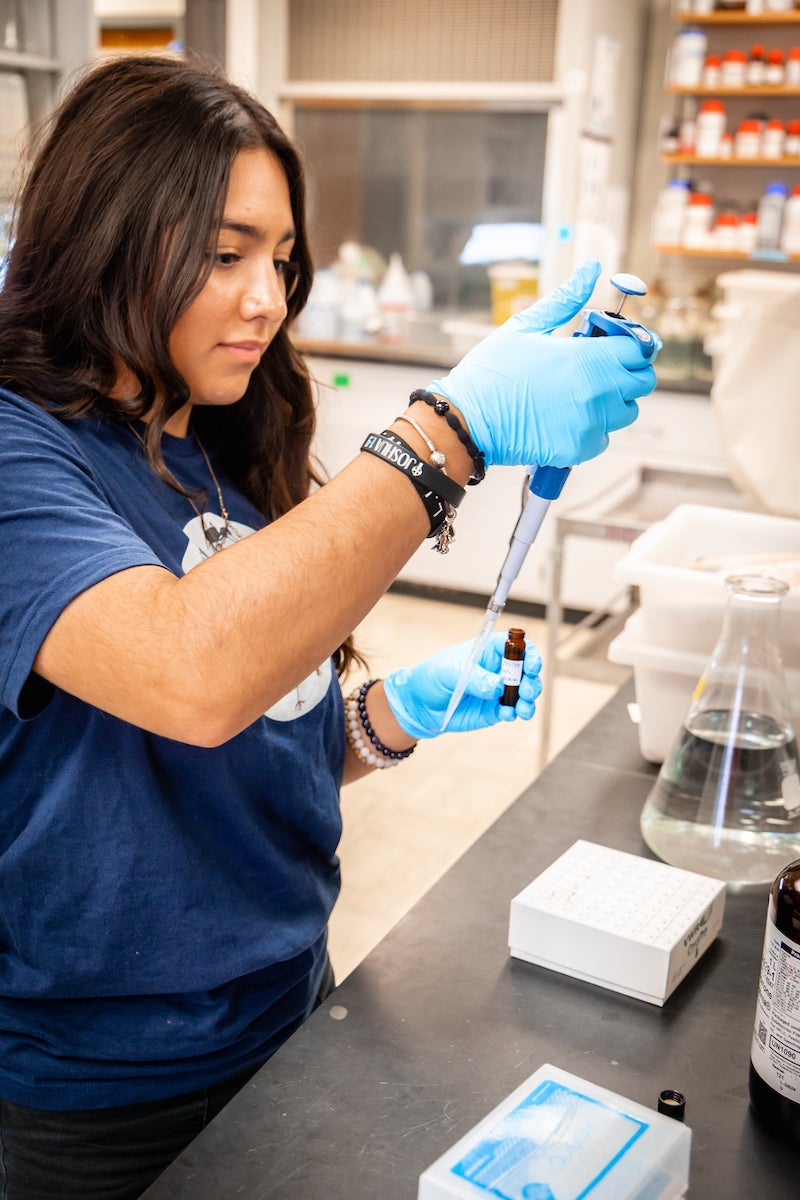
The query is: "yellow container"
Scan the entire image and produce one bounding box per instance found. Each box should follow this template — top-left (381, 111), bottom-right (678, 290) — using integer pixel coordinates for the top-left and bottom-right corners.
top-left (488, 261), bottom-right (539, 325)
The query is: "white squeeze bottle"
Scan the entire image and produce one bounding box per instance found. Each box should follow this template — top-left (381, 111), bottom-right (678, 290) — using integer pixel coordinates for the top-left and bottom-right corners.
top-left (377, 253), bottom-right (413, 344)
top-left (780, 184), bottom-right (800, 256)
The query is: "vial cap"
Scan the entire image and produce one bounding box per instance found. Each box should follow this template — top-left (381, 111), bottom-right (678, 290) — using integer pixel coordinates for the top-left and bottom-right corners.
top-left (688, 192), bottom-right (713, 206)
top-left (766, 181), bottom-right (790, 196)
top-left (767, 49), bottom-right (785, 64)
top-left (723, 49), bottom-right (747, 63)
top-left (699, 99), bottom-right (725, 112)
top-left (658, 1089), bottom-right (686, 1121)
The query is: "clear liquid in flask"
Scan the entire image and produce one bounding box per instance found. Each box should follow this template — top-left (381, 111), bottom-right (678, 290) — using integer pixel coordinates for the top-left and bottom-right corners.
top-left (640, 707), bottom-right (800, 888)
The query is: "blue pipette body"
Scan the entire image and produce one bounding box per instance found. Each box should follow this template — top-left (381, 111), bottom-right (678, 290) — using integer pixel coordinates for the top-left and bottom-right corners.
top-left (439, 273), bottom-right (656, 732)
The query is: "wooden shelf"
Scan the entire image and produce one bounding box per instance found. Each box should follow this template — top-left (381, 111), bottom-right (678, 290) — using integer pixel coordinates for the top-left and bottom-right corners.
top-left (654, 242), bottom-right (800, 260)
top-left (673, 10), bottom-right (800, 24)
top-left (662, 152), bottom-right (800, 164)
top-left (668, 84), bottom-right (800, 95)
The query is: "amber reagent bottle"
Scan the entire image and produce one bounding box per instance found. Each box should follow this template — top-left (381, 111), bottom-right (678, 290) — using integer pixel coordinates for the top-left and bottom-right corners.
top-left (749, 854), bottom-right (800, 1144)
top-left (501, 628), bottom-right (526, 707)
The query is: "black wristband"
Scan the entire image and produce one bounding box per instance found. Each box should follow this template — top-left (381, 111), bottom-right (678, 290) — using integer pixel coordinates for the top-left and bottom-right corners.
top-left (409, 389), bottom-right (486, 484)
top-left (360, 431), bottom-right (466, 509)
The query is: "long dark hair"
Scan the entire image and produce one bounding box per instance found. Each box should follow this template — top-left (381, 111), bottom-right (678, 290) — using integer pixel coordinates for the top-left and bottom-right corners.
top-left (0, 53), bottom-right (362, 674)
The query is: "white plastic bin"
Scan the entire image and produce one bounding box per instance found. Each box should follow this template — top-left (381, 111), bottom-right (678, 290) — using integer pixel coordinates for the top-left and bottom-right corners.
top-left (608, 610), bottom-right (800, 763)
top-left (614, 504), bottom-right (800, 668)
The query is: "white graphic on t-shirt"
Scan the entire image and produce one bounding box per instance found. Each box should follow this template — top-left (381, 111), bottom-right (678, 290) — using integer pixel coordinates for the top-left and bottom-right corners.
top-left (180, 514), bottom-right (331, 721)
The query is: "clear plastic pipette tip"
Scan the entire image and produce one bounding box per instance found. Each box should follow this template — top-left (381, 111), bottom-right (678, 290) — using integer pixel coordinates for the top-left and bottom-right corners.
top-left (439, 605), bottom-right (501, 732)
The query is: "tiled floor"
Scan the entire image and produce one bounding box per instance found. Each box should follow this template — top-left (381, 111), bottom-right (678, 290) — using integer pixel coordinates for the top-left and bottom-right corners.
top-left (328, 589), bottom-right (622, 982)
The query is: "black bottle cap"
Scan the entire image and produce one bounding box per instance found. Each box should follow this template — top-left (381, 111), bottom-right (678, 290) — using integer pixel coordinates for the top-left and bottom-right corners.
top-left (657, 1089), bottom-right (686, 1121)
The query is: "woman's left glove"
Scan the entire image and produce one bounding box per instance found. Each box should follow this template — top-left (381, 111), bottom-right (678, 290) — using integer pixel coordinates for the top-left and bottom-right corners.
top-left (383, 631), bottom-right (542, 739)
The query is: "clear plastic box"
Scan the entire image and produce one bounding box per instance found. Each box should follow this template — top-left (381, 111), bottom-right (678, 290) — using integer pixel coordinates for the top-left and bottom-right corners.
top-left (614, 504), bottom-right (800, 668)
top-left (609, 610), bottom-right (800, 762)
top-left (418, 1062), bottom-right (691, 1200)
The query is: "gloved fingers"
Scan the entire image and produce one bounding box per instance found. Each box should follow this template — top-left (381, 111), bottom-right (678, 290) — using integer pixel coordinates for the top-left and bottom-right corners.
top-left (507, 258), bottom-right (601, 335)
top-left (463, 661), bottom-right (504, 701)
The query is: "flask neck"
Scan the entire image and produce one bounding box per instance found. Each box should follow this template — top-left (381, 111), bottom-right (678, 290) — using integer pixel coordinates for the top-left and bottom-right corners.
top-left (687, 575), bottom-right (793, 731)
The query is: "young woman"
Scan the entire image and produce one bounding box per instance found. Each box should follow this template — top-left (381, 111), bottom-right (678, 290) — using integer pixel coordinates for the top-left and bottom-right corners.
top-left (0, 54), bottom-right (656, 1197)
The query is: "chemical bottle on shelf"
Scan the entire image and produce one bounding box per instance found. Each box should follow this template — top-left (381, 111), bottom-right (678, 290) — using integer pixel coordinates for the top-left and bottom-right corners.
top-left (702, 53), bottom-right (721, 89)
top-left (721, 49), bottom-right (748, 89)
top-left (786, 120), bottom-right (800, 156)
top-left (735, 118), bottom-right (762, 158)
top-left (756, 181), bottom-right (789, 252)
top-left (780, 184), bottom-right (800, 255)
top-left (738, 210), bottom-right (759, 255)
top-left (763, 119), bottom-right (786, 159)
top-left (765, 49), bottom-right (786, 87)
top-left (376, 253), bottom-right (414, 344)
top-left (787, 47), bottom-right (800, 87)
top-left (747, 44), bottom-right (766, 87)
top-left (652, 178), bottom-right (691, 246)
top-left (749, 856), bottom-right (800, 1146)
top-left (681, 190), bottom-right (715, 248)
top-left (668, 28), bottom-right (707, 88)
top-left (295, 267), bottom-right (339, 340)
top-left (696, 99), bottom-right (726, 158)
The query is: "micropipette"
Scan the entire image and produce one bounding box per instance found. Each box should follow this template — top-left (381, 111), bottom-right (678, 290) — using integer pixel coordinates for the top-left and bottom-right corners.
top-left (440, 272), bottom-right (656, 732)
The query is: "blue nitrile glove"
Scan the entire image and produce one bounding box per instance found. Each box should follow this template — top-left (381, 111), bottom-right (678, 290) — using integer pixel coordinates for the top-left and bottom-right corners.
top-left (384, 632), bottom-right (543, 740)
top-left (426, 259), bottom-right (657, 469)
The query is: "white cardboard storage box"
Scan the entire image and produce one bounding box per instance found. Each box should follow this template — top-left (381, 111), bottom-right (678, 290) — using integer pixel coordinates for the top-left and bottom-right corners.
top-left (614, 503), bottom-right (800, 668)
top-left (608, 610), bottom-right (800, 763)
top-left (418, 1062), bottom-right (691, 1200)
top-left (508, 840), bottom-right (725, 1007)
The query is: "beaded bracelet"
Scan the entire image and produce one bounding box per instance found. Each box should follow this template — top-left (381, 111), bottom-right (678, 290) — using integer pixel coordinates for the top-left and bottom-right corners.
top-left (344, 679), bottom-right (416, 770)
top-left (409, 388), bottom-right (486, 485)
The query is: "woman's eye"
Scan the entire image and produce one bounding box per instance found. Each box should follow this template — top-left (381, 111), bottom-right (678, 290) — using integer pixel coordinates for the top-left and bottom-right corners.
top-left (215, 251), bottom-right (241, 267)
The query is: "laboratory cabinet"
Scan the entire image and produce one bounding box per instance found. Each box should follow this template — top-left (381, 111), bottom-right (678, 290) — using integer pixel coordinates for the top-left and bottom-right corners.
top-left (0, 0), bottom-right (94, 248)
top-left (309, 354), bottom-right (731, 612)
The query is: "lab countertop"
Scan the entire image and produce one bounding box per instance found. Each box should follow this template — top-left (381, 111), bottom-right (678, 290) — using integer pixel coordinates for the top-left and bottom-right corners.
top-left (143, 684), bottom-right (786, 1198)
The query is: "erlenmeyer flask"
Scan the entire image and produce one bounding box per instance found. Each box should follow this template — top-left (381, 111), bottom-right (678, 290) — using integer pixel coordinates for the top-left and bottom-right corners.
top-left (640, 575), bottom-right (800, 888)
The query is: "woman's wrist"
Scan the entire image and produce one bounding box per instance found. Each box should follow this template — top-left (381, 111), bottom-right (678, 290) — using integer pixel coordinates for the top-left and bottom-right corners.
top-left (388, 400), bottom-right (473, 488)
top-left (344, 679), bottom-right (417, 771)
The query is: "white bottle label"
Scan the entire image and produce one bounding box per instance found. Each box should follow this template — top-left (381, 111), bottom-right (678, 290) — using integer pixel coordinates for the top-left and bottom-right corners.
top-left (751, 916), bottom-right (800, 1101)
top-left (501, 658), bottom-right (524, 688)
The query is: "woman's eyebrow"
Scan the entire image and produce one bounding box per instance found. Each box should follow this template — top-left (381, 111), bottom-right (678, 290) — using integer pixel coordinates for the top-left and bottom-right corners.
top-left (220, 219), bottom-right (296, 245)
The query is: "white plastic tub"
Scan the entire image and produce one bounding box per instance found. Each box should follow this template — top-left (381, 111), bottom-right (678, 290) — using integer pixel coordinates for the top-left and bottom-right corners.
top-left (608, 610), bottom-right (800, 763)
top-left (614, 504), bottom-right (800, 668)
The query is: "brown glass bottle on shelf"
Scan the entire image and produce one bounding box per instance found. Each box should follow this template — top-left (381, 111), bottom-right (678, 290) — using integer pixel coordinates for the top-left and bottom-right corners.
top-left (749, 855), bottom-right (800, 1144)
top-left (500, 629), bottom-right (526, 707)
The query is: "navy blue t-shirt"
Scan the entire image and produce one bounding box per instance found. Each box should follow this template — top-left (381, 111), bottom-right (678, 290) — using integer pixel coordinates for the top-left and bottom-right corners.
top-left (0, 388), bottom-right (344, 1109)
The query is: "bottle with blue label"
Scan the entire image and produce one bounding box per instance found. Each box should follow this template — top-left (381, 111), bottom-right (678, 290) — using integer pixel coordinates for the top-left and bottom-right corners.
top-left (756, 181), bottom-right (790, 254)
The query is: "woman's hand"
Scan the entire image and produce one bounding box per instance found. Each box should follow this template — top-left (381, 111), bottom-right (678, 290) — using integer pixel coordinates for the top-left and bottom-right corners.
top-left (427, 259), bottom-right (657, 469)
top-left (383, 631), bottom-right (542, 739)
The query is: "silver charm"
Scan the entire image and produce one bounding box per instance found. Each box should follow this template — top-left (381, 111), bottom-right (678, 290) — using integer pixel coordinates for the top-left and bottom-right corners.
top-left (433, 504), bottom-right (457, 554)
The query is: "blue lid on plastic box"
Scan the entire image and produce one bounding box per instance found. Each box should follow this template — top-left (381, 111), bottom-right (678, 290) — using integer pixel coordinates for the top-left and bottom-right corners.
top-left (418, 1064), bottom-right (691, 1200)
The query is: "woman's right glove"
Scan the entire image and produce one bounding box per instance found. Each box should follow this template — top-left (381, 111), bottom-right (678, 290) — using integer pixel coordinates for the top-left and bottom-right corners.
top-left (426, 258), bottom-right (657, 469)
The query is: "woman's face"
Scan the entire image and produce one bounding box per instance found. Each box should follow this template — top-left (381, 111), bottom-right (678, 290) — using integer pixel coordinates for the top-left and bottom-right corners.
top-left (165, 146), bottom-right (296, 434)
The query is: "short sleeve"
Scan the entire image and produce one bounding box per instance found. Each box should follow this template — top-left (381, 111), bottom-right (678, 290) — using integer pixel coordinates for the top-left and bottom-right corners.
top-left (0, 393), bottom-right (166, 716)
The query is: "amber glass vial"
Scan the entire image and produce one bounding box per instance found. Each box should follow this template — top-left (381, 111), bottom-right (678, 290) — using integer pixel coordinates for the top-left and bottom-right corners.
top-left (501, 628), bottom-right (526, 706)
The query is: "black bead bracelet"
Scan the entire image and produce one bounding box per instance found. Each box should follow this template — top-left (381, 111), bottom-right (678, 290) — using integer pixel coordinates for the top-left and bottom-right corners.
top-left (409, 388), bottom-right (486, 484)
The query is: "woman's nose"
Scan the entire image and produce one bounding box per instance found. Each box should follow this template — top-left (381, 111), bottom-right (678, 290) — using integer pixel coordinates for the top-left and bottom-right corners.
top-left (241, 265), bottom-right (286, 320)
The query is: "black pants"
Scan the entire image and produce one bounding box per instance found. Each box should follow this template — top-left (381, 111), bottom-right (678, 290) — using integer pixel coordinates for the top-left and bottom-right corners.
top-left (0, 957), bottom-right (335, 1200)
